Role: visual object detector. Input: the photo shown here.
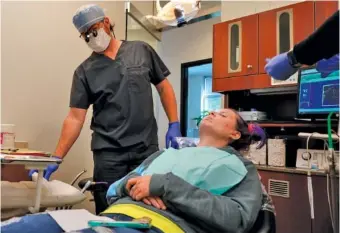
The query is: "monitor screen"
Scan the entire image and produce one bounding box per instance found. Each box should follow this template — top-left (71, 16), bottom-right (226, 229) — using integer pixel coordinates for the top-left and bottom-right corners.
top-left (298, 67), bottom-right (339, 115)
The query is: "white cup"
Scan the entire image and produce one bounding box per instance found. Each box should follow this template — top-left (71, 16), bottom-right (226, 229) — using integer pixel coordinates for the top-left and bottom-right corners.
top-left (1, 124), bottom-right (15, 149)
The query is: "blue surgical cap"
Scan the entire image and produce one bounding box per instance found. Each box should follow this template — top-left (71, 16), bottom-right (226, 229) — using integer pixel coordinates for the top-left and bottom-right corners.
top-left (72, 4), bottom-right (105, 34)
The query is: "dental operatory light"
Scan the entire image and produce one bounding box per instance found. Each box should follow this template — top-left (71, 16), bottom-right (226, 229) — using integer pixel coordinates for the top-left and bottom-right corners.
top-left (143, 0), bottom-right (201, 28)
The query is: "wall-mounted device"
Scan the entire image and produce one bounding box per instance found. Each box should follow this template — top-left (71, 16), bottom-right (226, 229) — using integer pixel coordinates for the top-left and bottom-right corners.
top-left (296, 149), bottom-right (339, 170)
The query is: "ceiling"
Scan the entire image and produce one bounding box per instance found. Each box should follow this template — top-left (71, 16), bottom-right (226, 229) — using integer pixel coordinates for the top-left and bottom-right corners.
top-left (188, 63), bottom-right (212, 77)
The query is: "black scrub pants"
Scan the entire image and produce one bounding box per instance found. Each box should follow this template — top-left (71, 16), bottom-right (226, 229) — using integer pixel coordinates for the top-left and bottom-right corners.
top-left (92, 144), bottom-right (159, 215)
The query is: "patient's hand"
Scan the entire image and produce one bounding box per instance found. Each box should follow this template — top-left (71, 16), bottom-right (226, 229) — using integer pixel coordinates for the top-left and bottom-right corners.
top-left (126, 176), bottom-right (151, 201)
top-left (142, 197), bottom-right (166, 210)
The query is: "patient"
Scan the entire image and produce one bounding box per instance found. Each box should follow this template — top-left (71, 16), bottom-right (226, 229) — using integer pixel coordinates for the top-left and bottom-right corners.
top-left (1, 109), bottom-right (264, 233)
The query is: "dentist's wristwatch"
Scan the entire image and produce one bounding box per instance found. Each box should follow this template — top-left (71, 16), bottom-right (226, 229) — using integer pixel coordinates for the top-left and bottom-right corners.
top-left (287, 50), bottom-right (302, 68)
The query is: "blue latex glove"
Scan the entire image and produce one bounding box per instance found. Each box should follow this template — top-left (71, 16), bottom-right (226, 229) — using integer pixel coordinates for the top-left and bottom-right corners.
top-left (166, 122), bottom-right (182, 149)
top-left (316, 54), bottom-right (339, 78)
top-left (265, 52), bottom-right (299, 81)
top-left (28, 157), bottom-right (60, 181)
top-left (177, 16), bottom-right (186, 24)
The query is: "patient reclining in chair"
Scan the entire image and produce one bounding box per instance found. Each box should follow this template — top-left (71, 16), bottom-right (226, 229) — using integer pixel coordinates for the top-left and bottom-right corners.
top-left (1, 108), bottom-right (267, 233)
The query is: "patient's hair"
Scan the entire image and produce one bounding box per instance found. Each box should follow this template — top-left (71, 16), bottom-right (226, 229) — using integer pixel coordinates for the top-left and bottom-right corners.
top-left (229, 110), bottom-right (263, 151)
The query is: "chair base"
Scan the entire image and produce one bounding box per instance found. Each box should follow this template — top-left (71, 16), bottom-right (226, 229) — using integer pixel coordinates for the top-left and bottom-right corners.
top-left (249, 209), bottom-right (276, 233)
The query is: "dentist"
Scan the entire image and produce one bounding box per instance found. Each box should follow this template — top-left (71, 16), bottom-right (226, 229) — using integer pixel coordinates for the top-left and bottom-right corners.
top-left (29, 4), bottom-right (181, 214)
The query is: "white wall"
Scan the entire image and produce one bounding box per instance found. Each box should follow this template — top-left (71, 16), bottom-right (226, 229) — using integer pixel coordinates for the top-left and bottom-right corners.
top-left (127, 28), bottom-right (158, 50)
top-left (131, 1), bottom-right (155, 16)
top-left (156, 17), bottom-right (220, 148)
top-left (1, 1), bottom-right (126, 213)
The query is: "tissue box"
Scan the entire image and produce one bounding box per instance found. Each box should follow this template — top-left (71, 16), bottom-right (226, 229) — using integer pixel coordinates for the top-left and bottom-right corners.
top-left (267, 139), bottom-right (286, 167)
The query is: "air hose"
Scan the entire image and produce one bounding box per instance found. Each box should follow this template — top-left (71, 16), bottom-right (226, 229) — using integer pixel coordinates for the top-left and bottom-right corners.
top-left (327, 112), bottom-right (334, 149)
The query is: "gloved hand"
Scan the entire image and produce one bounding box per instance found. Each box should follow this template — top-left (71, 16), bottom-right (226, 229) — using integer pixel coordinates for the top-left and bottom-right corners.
top-left (28, 157), bottom-right (60, 181)
top-left (165, 122), bottom-right (182, 149)
top-left (265, 52), bottom-right (299, 81)
top-left (174, 6), bottom-right (186, 26)
top-left (316, 54), bottom-right (339, 78)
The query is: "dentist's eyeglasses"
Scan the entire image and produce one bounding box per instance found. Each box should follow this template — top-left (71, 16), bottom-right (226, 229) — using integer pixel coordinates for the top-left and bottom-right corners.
top-left (79, 29), bottom-right (98, 43)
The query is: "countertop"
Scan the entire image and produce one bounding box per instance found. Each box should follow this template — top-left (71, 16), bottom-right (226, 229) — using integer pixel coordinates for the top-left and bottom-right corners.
top-left (255, 165), bottom-right (339, 177)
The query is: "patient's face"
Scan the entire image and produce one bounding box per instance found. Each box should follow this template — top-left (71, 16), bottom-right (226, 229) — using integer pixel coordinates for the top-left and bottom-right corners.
top-left (200, 109), bottom-right (241, 141)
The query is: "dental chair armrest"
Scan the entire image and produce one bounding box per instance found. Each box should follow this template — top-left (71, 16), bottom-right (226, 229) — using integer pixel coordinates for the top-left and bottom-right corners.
top-left (78, 178), bottom-right (108, 192)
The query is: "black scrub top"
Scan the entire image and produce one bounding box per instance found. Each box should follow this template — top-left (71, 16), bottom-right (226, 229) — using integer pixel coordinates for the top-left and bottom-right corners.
top-left (69, 40), bottom-right (170, 151)
top-left (294, 10), bottom-right (339, 65)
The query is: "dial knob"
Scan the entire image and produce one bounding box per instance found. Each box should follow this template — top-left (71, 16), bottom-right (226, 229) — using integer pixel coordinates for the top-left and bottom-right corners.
top-left (302, 152), bottom-right (312, 160)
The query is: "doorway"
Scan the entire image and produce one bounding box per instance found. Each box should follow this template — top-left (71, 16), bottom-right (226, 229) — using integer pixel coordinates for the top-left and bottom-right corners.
top-left (181, 59), bottom-right (223, 137)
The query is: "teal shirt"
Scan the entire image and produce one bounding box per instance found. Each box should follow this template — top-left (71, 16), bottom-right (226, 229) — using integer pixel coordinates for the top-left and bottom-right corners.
top-left (142, 147), bottom-right (248, 195)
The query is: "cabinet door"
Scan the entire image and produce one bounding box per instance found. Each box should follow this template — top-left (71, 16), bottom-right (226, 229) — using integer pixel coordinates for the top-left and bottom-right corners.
top-left (258, 170), bottom-right (312, 233)
top-left (213, 14), bottom-right (258, 79)
top-left (213, 22), bottom-right (228, 79)
top-left (259, 2), bottom-right (315, 75)
top-left (315, 1), bottom-right (338, 29)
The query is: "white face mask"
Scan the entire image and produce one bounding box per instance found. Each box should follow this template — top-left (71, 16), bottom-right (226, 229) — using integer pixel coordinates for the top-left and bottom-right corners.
top-left (87, 28), bottom-right (111, 53)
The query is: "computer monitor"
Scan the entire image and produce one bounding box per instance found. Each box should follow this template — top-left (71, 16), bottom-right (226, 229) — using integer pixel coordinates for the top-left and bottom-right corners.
top-left (297, 66), bottom-right (339, 119)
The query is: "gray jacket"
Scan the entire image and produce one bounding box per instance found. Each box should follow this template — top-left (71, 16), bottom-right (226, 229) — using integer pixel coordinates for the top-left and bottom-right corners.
top-left (106, 146), bottom-right (263, 233)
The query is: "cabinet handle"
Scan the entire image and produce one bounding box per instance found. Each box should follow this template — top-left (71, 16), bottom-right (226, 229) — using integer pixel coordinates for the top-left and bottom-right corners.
top-left (247, 65), bottom-right (253, 69)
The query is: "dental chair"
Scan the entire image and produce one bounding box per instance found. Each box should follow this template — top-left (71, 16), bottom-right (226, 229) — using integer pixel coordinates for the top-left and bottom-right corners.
top-left (78, 136), bottom-right (276, 233)
top-left (1, 170), bottom-right (89, 221)
top-left (78, 177), bottom-right (276, 233)
top-left (249, 181), bottom-right (276, 233)
top-left (250, 209), bottom-right (276, 233)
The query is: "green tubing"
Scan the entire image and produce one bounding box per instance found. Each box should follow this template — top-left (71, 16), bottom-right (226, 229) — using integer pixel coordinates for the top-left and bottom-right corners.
top-left (193, 111), bottom-right (210, 127)
top-left (327, 112), bottom-right (334, 149)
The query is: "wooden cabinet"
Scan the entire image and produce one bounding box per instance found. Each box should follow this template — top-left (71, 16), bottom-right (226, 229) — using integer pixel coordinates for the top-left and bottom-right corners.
top-left (213, 73), bottom-right (271, 92)
top-left (259, 170), bottom-right (337, 233)
top-left (212, 1), bottom-right (336, 92)
top-left (213, 14), bottom-right (259, 79)
top-left (258, 1), bottom-right (315, 74)
top-left (1, 164), bottom-right (30, 182)
top-left (315, 1), bottom-right (338, 29)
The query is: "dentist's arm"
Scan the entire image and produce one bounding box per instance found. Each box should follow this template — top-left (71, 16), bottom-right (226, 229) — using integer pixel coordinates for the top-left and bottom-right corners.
top-left (156, 79), bottom-right (179, 123)
top-left (30, 112), bottom-right (84, 180)
top-left (265, 10), bottom-right (339, 81)
top-left (55, 69), bottom-right (90, 158)
top-left (29, 70), bottom-right (89, 180)
top-left (144, 41), bottom-right (181, 148)
top-left (54, 108), bottom-right (87, 158)
top-left (293, 10), bottom-right (339, 66)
